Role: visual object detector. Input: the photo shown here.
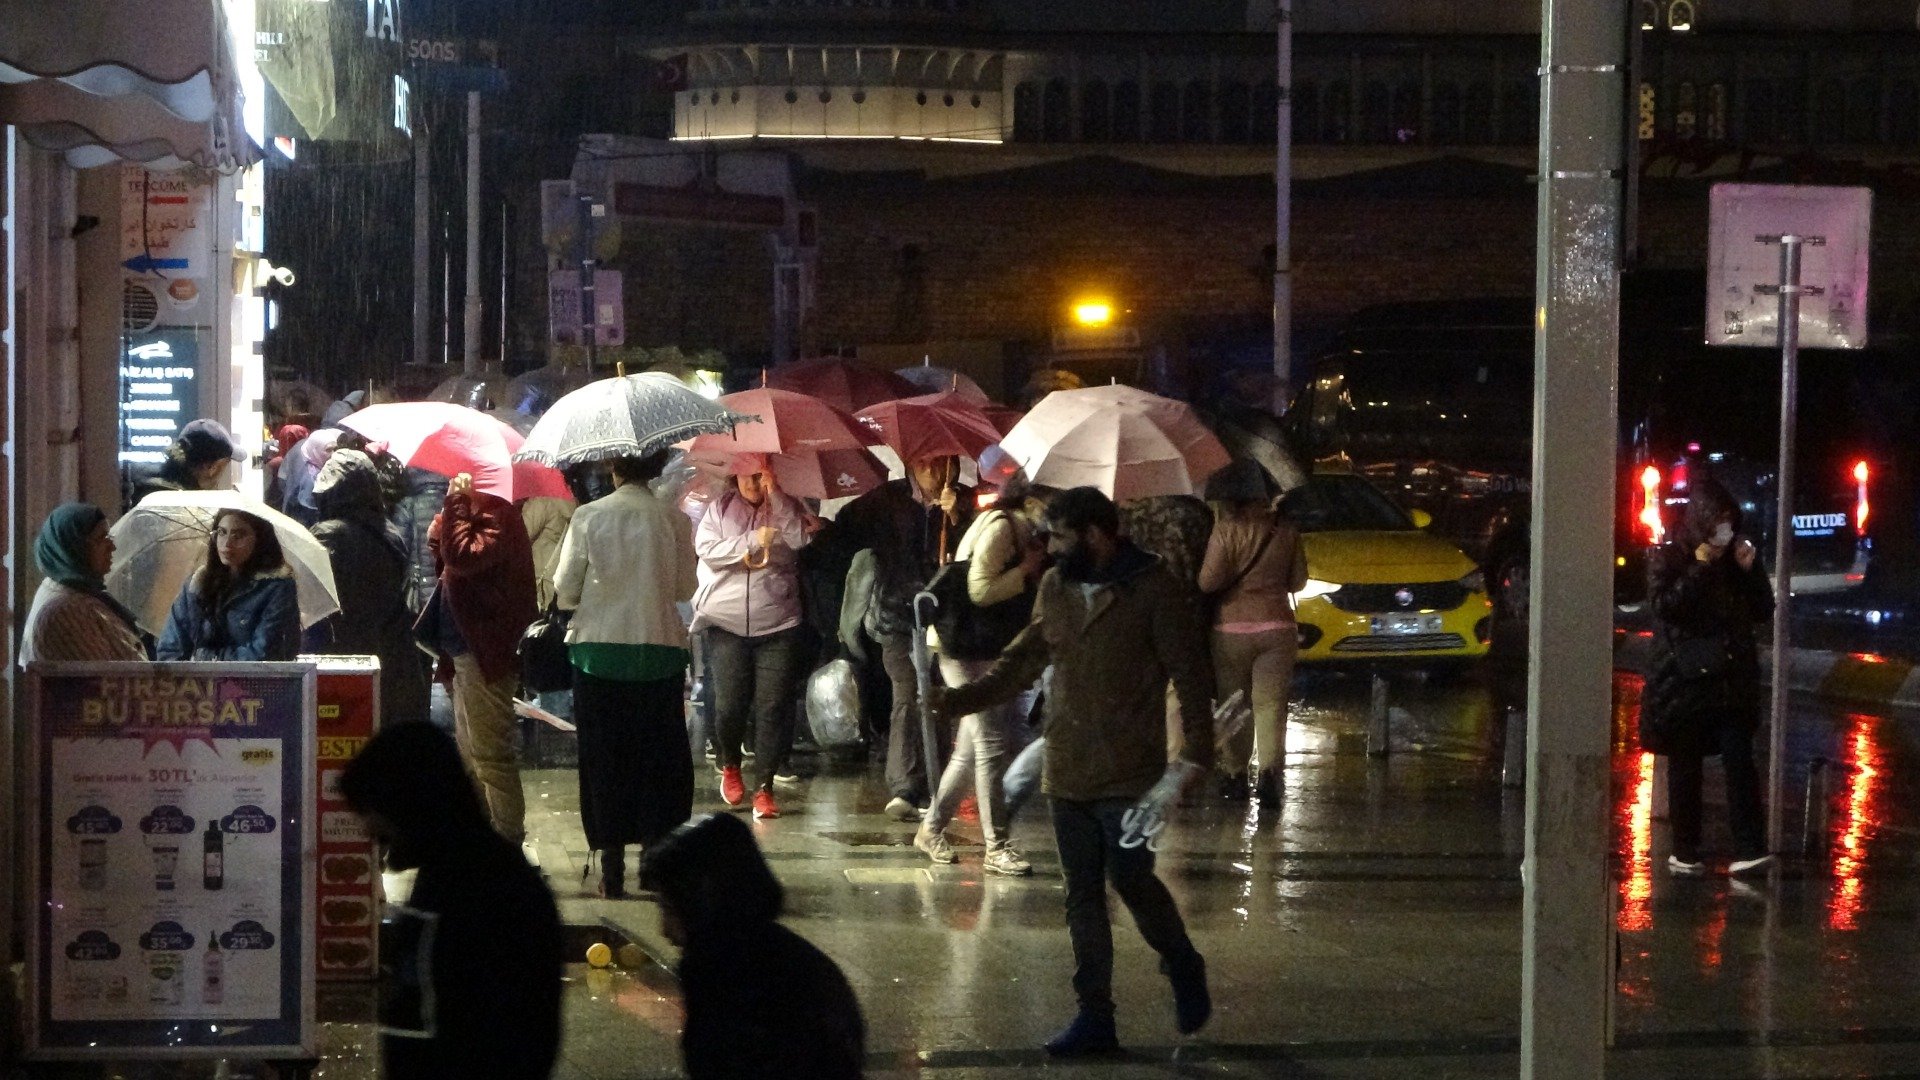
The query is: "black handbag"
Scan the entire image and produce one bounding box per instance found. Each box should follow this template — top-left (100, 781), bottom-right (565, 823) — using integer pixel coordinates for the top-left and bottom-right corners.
top-left (519, 604), bottom-right (573, 694)
top-left (926, 512), bottom-right (1036, 661)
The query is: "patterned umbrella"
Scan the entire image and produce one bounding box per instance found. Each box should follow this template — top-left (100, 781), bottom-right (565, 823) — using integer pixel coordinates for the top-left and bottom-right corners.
top-left (514, 372), bottom-right (749, 467)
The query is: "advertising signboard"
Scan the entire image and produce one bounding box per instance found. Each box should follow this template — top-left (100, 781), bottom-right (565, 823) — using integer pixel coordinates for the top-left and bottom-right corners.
top-left (24, 663), bottom-right (317, 1061)
top-left (308, 657), bottom-right (381, 981)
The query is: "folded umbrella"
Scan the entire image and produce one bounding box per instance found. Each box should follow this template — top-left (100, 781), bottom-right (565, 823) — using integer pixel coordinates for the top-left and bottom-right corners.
top-left (765, 357), bottom-right (915, 413)
top-left (339, 401), bottom-right (567, 502)
top-left (106, 491), bottom-right (341, 636)
top-left (999, 385), bottom-right (1232, 501)
top-left (856, 391), bottom-right (1003, 465)
top-left (515, 372), bottom-right (749, 467)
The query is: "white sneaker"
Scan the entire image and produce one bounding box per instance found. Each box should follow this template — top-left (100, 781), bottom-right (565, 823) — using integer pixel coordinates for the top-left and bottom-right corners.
top-left (884, 796), bottom-right (921, 822)
top-left (984, 846), bottom-right (1033, 877)
top-left (1667, 855), bottom-right (1706, 877)
top-left (1728, 853), bottom-right (1776, 876)
top-left (914, 824), bottom-right (957, 864)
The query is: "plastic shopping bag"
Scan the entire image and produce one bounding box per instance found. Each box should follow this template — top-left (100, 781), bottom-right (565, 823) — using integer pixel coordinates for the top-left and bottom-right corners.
top-left (806, 655), bottom-right (864, 749)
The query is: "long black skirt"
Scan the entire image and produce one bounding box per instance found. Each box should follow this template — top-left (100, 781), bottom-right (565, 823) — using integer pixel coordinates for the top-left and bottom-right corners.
top-left (572, 668), bottom-right (693, 850)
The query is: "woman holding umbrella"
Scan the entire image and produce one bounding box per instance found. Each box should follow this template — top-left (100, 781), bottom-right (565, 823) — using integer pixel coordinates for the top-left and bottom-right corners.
top-left (156, 509), bottom-right (302, 662)
top-left (692, 453), bottom-right (813, 820)
top-left (553, 451), bottom-right (700, 898)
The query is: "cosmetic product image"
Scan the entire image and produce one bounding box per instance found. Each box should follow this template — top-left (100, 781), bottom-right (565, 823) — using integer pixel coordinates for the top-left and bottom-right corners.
top-left (202, 823), bottom-right (223, 891)
top-left (202, 933), bottom-right (223, 1006)
top-left (150, 843), bottom-right (179, 892)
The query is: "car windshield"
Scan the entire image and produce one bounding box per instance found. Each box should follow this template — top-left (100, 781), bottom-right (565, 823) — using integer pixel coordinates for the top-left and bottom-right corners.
top-left (1284, 475), bottom-right (1415, 532)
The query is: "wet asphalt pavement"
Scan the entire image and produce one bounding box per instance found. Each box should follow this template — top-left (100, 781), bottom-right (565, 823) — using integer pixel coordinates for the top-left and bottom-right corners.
top-left (523, 658), bottom-right (1920, 1079)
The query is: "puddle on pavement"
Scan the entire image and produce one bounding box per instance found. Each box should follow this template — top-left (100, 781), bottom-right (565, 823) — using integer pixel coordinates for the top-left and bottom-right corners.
top-left (845, 867), bottom-right (934, 885)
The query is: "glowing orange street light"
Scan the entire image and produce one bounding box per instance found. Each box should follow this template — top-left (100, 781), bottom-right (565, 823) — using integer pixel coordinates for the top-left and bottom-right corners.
top-left (1071, 300), bottom-right (1114, 328)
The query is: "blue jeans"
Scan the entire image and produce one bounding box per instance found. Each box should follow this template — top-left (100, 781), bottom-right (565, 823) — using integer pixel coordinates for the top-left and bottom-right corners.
top-left (1050, 796), bottom-right (1201, 1018)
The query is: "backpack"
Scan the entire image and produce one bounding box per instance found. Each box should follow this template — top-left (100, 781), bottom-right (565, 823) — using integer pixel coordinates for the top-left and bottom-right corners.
top-left (925, 511), bottom-right (1035, 661)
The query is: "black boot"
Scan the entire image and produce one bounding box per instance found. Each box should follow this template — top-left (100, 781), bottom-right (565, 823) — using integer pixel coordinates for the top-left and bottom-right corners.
top-left (1254, 768), bottom-right (1280, 809)
top-left (597, 847), bottom-right (626, 899)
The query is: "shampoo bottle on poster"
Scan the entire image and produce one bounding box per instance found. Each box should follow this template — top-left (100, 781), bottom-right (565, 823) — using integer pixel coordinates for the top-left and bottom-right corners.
top-left (203, 822), bottom-right (223, 891)
top-left (202, 932), bottom-right (223, 1006)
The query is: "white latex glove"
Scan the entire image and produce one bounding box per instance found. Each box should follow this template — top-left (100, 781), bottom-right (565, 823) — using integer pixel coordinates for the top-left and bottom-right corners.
top-left (1120, 691), bottom-right (1250, 851)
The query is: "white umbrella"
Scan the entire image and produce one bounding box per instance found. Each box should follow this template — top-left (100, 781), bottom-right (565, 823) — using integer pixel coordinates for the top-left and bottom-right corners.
top-left (107, 490), bottom-right (341, 635)
top-left (514, 372), bottom-right (751, 467)
top-left (999, 385), bottom-right (1232, 502)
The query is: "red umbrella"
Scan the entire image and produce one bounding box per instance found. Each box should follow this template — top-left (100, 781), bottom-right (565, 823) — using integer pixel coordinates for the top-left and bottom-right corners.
top-left (339, 402), bottom-right (567, 502)
top-left (765, 357), bottom-right (915, 413)
top-left (856, 391), bottom-right (1003, 465)
top-left (683, 387), bottom-right (874, 456)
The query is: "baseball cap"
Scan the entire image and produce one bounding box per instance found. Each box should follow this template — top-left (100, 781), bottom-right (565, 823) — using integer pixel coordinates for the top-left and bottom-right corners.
top-left (176, 419), bottom-right (246, 466)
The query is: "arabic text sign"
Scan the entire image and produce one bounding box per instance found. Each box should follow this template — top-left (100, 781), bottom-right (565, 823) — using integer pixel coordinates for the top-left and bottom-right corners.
top-left (121, 168), bottom-right (212, 279)
top-left (26, 663), bottom-right (317, 1060)
top-left (1706, 183), bottom-right (1871, 350)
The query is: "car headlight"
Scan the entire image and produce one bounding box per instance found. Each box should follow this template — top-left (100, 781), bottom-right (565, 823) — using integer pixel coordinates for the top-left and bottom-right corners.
top-left (1458, 570), bottom-right (1485, 593)
top-left (1293, 578), bottom-right (1340, 602)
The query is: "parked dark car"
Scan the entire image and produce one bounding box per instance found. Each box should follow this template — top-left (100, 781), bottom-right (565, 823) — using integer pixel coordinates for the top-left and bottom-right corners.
top-left (1284, 272), bottom-right (1900, 637)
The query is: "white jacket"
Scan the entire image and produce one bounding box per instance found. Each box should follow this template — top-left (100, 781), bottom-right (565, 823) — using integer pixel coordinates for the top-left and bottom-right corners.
top-left (691, 489), bottom-right (810, 637)
top-left (554, 483), bottom-right (697, 649)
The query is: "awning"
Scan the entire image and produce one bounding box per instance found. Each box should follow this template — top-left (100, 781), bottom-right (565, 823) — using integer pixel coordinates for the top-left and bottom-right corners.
top-left (0, 0), bottom-right (259, 170)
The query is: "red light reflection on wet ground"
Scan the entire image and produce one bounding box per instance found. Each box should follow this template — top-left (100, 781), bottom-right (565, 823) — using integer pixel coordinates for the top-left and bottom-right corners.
top-left (1614, 673), bottom-right (1655, 932)
top-left (1828, 713), bottom-right (1883, 932)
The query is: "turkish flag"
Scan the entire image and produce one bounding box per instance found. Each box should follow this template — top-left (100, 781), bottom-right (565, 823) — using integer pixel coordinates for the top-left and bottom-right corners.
top-left (654, 54), bottom-right (689, 93)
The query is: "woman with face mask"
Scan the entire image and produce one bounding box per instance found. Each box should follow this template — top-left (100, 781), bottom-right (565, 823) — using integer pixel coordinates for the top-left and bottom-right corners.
top-left (1643, 477), bottom-right (1776, 877)
top-left (156, 510), bottom-right (302, 662)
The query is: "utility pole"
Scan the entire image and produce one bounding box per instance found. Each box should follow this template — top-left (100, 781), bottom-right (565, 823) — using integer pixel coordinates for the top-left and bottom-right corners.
top-left (413, 99), bottom-right (430, 368)
top-left (462, 90), bottom-right (482, 374)
top-left (1522, 0), bottom-right (1626, 1077)
top-left (1273, 0), bottom-right (1293, 404)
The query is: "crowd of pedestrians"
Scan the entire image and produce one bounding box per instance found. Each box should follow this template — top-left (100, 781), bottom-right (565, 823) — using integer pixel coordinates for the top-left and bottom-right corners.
top-left (18, 368), bottom-right (1784, 1078)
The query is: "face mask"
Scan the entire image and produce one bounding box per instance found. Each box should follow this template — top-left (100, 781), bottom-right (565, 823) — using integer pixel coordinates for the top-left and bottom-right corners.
top-left (1711, 523), bottom-right (1734, 547)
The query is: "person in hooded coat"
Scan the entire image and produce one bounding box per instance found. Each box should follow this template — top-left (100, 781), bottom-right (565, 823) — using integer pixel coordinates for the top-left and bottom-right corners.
top-left (340, 723), bottom-right (562, 1080)
top-left (155, 509), bottom-right (301, 662)
top-left (304, 449), bottom-right (431, 725)
top-left (20, 503), bottom-right (147, 665)
top-left (1644, 477), bottom-right (1776, 876)
top-left (640, 813), bottom-right (865, 1080)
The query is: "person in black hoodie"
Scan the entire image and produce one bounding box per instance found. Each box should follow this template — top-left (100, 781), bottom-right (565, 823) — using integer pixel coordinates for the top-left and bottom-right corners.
top-left (641, 813), bottom-right (865, 1080)
top-left (1643, 477), bottom-right (1776, 877)
top-left (304, 449), bottom-right (431, 725)
top-left (340, 723), bottom-right (563, 1080)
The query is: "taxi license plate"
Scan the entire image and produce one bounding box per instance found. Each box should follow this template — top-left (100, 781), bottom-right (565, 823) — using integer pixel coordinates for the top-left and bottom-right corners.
top-left (1370, 614), bottom-right (1442, 635)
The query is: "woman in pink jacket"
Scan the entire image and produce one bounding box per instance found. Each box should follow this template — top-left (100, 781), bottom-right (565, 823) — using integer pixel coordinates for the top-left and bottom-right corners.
top-left (692, 455), bottom-right (814, 819)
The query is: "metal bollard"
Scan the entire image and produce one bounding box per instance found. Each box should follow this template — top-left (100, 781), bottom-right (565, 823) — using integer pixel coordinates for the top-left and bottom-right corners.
top-left (1501, 707), bottom-right (1527, 789)
top-left (1368, 672), bottom-right (1390, 757)
top-left (1801, 756), bottom-right (1831, 857)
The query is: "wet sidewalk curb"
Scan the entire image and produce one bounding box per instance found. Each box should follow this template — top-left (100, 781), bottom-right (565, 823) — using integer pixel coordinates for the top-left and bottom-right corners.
top-left (1613, 630), bottom-right (1920, 711)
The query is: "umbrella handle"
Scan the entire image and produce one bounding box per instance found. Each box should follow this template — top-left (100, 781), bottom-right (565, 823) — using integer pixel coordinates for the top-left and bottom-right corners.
top-left (743, 545), bottom-right (771, 570)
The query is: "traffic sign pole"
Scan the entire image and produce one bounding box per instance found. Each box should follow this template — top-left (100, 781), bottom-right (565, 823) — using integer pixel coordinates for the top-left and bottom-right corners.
top-left (1766, 235), bottom-right (1804, 855)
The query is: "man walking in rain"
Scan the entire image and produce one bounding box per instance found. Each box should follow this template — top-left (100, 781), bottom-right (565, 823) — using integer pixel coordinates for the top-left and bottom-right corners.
top-left (932, 486), bottom-right (1215, 1056)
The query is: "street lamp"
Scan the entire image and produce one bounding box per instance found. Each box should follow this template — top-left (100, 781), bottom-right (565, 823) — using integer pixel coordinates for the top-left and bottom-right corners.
top-left (1071, 299), bottom-right (1114, 328)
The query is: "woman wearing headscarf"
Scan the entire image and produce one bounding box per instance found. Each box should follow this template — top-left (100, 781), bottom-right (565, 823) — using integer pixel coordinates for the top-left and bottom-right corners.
top-left (1644, 477), bottom-right (1775, 877)
top-left (20, 503), bottom-right (146, 665)
top-left (305, 449), bottom-right (431, 724)
top-left (156, 509), bottom-right (301, 662)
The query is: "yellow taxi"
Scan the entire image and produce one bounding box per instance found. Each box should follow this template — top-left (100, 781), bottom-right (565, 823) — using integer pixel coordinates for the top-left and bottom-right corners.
top-left (1285, 472), bottom-right (1493, 663)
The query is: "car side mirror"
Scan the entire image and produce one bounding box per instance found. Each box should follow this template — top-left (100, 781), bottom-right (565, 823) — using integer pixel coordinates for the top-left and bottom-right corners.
top-left (1409, 509), bottom-right (1433, 529)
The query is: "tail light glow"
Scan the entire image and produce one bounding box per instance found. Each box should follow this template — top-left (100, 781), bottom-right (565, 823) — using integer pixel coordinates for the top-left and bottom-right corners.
top-left (1637, 465), bottom-right (1665, 546)
top-left (1853, 460), bottom-right (1870, 537)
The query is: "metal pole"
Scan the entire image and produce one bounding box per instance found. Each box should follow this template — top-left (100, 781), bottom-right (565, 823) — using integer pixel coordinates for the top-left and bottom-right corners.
top-left (1522, 0), bottom-right (1625, 1075)
top-left (462, 90), bottom-right (483, 373)
top-left (441, 214), bottom-right (451, 366)
top-left (1273, 0), bottom-right (1293, 403)
top-left (1767, 235), bottom-right (1803, 854)
top-left (576, 192), bottom-right (598, 373)
top-left (412, 103), bottom-right (430, 368)
top-left (499, 201), bottom-right (509, 366)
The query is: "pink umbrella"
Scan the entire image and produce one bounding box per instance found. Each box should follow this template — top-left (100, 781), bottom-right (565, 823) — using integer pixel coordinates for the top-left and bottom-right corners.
top-left (999, 384), bottom-right (1231, 501)
top-left (765, 357), bottom-right (915, 413)
top-left (687, 447), bottom-right (888, 502)
top-left (856, 391), bottom-right (1003, 465)
top-left (340, 401), bottom-right (566, 502)
top-left (684, 387), bottom-right (875, 456)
